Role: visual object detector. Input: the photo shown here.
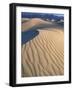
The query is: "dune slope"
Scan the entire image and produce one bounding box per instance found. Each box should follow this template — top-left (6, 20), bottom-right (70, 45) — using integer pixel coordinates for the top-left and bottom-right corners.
top-left (21, 18), bottom-right (52, 32)
top-left (21, 29), bottom-right (64, 77)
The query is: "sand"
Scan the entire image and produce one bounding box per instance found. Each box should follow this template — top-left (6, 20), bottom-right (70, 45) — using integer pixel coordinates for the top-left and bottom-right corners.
top-left (21, 18), bottom-right (52, 32)
top-left (21, 28), bottom-right (64, 77)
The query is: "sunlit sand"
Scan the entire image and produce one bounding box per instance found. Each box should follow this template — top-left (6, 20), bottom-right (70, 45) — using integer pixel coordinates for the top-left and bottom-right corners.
top-left (21, 18), bottom-right (64, 77)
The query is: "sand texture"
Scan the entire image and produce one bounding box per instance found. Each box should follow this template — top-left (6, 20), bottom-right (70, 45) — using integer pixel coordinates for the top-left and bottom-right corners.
top-left (21, 18), bottom-right (52, 32)
top-left (21, 27), bottom-right (64, 77)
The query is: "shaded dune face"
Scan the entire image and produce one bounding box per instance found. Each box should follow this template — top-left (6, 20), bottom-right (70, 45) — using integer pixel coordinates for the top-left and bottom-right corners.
top-left (21, 29), bottom-right (64, 77)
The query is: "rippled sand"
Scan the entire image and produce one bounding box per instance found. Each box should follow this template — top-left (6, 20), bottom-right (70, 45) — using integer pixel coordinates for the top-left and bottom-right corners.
top-left (21, 29), bottom-right (64, 77)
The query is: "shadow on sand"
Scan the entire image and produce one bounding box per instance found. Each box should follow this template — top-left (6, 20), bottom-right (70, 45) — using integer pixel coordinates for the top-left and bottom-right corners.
top-left (22, 30), bottom-right (39, 45)
top-left (22, 23), bottom-right (64, 45)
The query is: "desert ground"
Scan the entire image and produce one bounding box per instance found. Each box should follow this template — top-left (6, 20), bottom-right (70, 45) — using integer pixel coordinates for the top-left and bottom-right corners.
top-left (21, 18), bottom-right (64, 77)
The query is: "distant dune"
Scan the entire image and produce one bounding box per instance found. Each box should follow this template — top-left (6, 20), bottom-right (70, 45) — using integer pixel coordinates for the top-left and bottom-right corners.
top-left (21, 28), bottom-right (64, 77)
top-left (21, 18), bottom-right (30, 23)
top-left (21, 18), bottom-right (52, 32)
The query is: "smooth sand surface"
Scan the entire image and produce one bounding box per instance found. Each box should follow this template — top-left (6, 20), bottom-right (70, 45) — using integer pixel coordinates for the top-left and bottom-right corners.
top-left (21, 29), bottom-right (64, 77)
top-left (21, 18), bottom-right (52, 32)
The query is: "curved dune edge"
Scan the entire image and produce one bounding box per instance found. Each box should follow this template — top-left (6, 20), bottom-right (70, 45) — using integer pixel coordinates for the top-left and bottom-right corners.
top-left (21, 29), bottom-right (64, 77)
top-left (21, 18), bottom-right (52, 32)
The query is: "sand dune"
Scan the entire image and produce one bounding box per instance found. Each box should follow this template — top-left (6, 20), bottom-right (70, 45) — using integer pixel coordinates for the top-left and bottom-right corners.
top-left (21, 18), bottom-right (52, 32)
top-left (21, 29), bottom-right (64, 77)
top-left (21, 18), bottom-right (30, 23)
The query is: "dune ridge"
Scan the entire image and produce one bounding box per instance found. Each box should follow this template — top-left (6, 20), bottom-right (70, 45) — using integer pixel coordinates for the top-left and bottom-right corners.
top-left (21, 29), bottom-right (64, 77)
top-left (21, 18), bottom-right (52, 32)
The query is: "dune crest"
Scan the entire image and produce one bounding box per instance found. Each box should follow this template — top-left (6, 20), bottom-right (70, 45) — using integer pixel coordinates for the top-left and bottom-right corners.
top-left (21, 18), bottom-right (52, 32)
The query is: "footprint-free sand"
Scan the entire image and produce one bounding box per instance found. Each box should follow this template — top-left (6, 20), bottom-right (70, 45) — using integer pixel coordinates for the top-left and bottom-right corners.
top-left (21, 28), bottom-right (64, 77)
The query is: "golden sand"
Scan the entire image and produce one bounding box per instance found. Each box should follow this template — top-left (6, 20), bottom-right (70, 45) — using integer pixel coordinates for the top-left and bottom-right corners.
top-left (21, 29), bottom-right (64, 77)
top-left (21, 18), bottom-right (52, 32)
